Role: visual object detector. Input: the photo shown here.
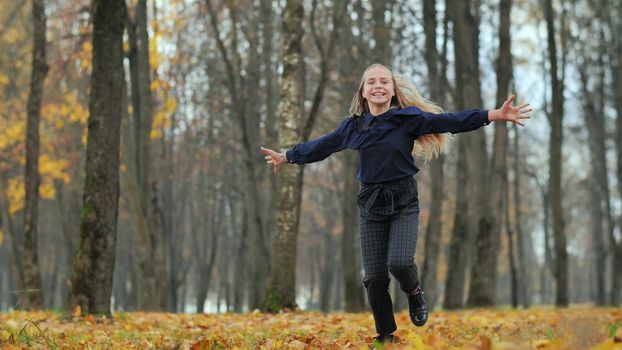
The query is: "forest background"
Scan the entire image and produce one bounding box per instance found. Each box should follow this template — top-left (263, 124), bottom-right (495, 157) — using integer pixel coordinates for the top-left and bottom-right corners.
top-left (0, 0), bottom-right (621, 319)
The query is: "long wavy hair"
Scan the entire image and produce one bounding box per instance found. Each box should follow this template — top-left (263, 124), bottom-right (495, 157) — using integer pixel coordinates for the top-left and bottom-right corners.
top-left (349, 63), bottom-right (447, 161)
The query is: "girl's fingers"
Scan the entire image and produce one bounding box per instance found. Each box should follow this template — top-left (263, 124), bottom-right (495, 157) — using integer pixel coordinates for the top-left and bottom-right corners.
top-left (260, 146), bottom-right (278, 156)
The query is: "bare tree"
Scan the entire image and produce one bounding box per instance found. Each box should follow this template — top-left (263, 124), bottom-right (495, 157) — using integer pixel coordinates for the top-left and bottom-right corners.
top-left (513, 124), bottom-right (529, 308)
top-left (263, 0), bottom-right (348, 312)
top-left (445, 0), bottom-right (487, 309)
top-left (337, 0), bottom-right (367, 313)
top-left (421, 0), bottom-right (447, 309)
top-left (68, 0), bottom-right (126, 316)
top-left (613, 0), bottom-right (622, 307)
top-left (262, 0), bottom-right (305, 311)
top-left (544, 0), bottom-right (568, 307)
top-left (125, 0), bottom-right (168, 310)
top-left (19, 0), bottom-right (48, 310)
top-left (467, 0), bottom-right (512, 307)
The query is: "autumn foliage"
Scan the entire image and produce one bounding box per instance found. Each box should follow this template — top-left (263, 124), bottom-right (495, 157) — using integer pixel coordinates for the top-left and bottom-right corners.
top-left (1, 308), bottom-right (621, 349)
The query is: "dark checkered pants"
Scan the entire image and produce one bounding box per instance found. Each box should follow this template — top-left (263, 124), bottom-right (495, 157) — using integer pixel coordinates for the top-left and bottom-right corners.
top-left (357, 175), bottom-right (420, 335)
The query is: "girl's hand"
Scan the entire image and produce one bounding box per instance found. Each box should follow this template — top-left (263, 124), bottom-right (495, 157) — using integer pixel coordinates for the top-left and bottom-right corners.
top-left (260, 146), bottom-right (286, 173)
top-left (489, 95), bottom-right (532, 126)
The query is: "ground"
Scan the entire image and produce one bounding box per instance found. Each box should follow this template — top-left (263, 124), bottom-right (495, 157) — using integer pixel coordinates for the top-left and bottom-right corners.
top-left (0, 307), bottom-right (621, 349)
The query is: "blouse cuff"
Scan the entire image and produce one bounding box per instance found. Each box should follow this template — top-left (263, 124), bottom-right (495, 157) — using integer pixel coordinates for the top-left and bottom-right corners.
top-left (285, 150), bottom-right (295, 164)
top-left (480, 110), bottom-right (492, 126)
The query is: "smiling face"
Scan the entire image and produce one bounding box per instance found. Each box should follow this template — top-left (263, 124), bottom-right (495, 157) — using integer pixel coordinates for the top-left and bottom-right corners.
top-left (361, 66), bottom-right (395, 112)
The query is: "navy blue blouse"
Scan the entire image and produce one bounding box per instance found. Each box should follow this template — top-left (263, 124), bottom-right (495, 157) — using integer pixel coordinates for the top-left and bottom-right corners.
top-left (285, 106), bottom-right (491, 183)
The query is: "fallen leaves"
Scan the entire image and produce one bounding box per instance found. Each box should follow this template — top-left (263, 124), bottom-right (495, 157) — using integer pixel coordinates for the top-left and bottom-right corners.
top-left (0, 307), bottom-right (620, 349)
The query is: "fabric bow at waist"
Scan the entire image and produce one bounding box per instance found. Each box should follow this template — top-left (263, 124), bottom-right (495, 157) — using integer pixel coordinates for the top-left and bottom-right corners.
top-left (358, 183), bottom-right (395, 214)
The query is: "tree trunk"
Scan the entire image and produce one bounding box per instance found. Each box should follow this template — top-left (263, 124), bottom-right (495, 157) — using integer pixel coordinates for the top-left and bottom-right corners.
top-left (19, 0), bottom-right (48, 310)
top-left (243, 5), bottom-right (269, 310)
top-left (513, 124), bottom-right (529, 308)
top-left (233, 205), bottom-right (248, 312)
top-left (341, 152), bottom-right (365, 311)
top-left (544, 0), bottom-right (568, 307)
top-left (338, 1), bottom-right (366, 313)
top-left (506, 176), bottom-right (518, 308)
top-left (465, 0), bottom-right (496, 307)
top-left (126, 0), bottom-right (167, 311)
top-left (263, 0), bottom-right (348, 312)
top-left (194, 191), bottom-right (221, 313)
top-left (421, 0), bottom-right (445, 309)
top-left (68, 0), bottom-right (126, 316)
top-left (320, 230), bottom-right (337, 312)
top-left (578, 67), bottom-right (607, 306)
top-left (260, 0), bottom-right (278, 263)
top-left (262, 0), bottom-right (305, 312)
top-left (444, 142), bottom-right (469, 309)
top-left (613, 0), bottom-right (622, 306)
top-left (446, 0), bottom-right (487, 309)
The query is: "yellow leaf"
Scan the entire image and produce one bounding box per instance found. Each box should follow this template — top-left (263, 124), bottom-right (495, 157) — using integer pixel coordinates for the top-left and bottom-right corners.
top-left (150, 128), bottom-right (162, 139)
top-left (7, 178), bottom-right (25, 214)
top-left (59, 104), bottom-right (70, 116)
top-left (164, 96), bottom-right (177, 113)
top-left (0, 121), bottom-right (26, 150)
top-left (0, 230), bottom-right (4, 247)
top-left (150, 80), bottom-right (160, 92)
top-left (3, 27), bottom-right (22, 44)
top-left (80, 59), bottom-right (90, 70)
top-left (40, 181), bottom-right (56, 199)
top-left (82, 128), bottom-right (88, 146)
top-left (82, 41), bottom-right (92, 53)
top-left (73, 305), bottom-right (81, 318)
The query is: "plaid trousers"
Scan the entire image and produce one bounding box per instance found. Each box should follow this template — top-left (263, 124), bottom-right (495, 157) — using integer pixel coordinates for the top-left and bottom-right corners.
top-left (357, 175), bottom-right (421, 335)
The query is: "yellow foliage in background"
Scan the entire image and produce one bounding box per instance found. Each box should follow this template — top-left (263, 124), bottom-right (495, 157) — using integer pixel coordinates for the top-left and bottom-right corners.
top-left (0, 73), bottom-right (8, 87)
top-left (6, 178), bottom-right (24, 215)
top-left (39, 155), bottom-right (71, 184)
top-left (0, 230), bottom-right (4, 247)
top-left (78, 41), bottom-right (93, 72)
top-left (2, 27), bottom-right (23, 45)
top-left (149, 35), bottom-right (160, 69)
top-left (42, 92), bottom-right (89, 131)
top-left (0, 120), bottom-right (26, 151)
top-left (150, 94), bottom-right (177, 140)
top-left (5, 155), bottom-right (71, 214)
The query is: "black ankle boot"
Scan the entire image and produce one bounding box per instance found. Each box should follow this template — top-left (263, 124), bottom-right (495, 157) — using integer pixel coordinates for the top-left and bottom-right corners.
top-left (407, 290), bottom-right (428, 326)
top-left (369, 333), bottom-right (400, 348)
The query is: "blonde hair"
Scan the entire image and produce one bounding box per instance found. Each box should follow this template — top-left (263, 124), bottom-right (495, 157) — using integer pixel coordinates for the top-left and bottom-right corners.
top-left (349, 63), bottom-right (447, 161)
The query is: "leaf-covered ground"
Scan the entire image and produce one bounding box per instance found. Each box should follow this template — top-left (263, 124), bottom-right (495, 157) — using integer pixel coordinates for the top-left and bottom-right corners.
top-left (1, 307), bottom-right (620, 349)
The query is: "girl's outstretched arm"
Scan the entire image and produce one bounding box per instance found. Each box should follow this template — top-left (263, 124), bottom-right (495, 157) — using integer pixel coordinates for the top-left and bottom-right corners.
top-left (260, 117), bottom-right (352, 173)
top-left (404, 95), bottom-right (531, 137)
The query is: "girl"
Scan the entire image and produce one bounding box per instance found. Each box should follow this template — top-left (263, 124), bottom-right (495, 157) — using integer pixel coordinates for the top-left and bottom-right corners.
top-left (260, 63), bottom-right (530, 345)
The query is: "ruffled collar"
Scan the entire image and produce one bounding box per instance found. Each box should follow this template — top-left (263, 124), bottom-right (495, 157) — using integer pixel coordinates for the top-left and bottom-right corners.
top-left (363, 107), bottom-right (397, 128)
